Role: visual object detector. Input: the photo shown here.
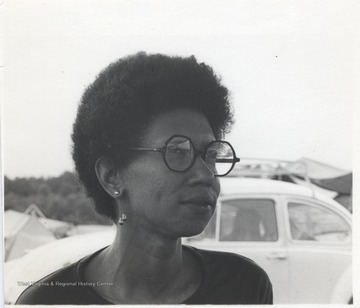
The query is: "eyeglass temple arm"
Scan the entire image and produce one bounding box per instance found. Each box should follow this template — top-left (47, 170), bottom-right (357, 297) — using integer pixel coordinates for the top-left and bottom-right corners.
top-left (130, 147), bottom-right (164, 152)
top-left (216, 158), bottom-right (240, 163)
top-left (131, 148), bottom-right (240, 163)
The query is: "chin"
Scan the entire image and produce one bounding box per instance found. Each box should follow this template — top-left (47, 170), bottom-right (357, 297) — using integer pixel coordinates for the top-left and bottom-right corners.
top-left (177, 221), bottom-right (208, 238)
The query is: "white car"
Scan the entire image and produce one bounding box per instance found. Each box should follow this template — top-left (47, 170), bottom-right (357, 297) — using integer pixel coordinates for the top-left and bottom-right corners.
top-left (4, 178), bottom-right (352, 304)
top-left (185, 177), bottom-right (352, 304)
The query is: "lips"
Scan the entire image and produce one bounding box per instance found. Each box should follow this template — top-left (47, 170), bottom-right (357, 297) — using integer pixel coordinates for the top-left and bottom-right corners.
top-left (182, 196), bottom-right (214, 205)
top-left (181, 195), bottom-right (216, 213)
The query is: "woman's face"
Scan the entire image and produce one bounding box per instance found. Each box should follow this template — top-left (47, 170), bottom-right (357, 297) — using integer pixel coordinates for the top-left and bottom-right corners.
top-left (120, 107), bottom-right (221, 238)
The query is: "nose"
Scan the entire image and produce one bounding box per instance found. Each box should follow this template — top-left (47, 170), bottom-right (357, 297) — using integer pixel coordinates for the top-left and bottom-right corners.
top-left (188, 155), bottom-right (215, 187)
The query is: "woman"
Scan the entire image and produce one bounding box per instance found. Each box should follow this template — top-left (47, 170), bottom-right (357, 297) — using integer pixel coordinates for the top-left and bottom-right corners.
top-left (16, 52), bottom-right (273, 304)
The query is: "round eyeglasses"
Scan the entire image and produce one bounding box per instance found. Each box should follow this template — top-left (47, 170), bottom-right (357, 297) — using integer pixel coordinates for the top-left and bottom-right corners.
top-left (130, 135), bottom-right (240, 176)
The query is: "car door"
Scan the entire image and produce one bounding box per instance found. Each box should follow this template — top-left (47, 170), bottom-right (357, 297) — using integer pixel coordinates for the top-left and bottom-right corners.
top-left (283, 197), bottom-right (352, 303)
top-left (186, 194), bottom-right (290, 304)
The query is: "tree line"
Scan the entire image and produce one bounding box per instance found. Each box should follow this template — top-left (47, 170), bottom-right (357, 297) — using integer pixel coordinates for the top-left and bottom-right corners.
top-left (4, 172), bottom-right (110, 225)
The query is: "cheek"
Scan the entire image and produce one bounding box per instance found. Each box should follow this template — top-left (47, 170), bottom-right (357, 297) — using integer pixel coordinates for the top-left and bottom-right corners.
top-left (143, 175), bottom-right (172, 204)
top-left (124, 159), bottom-right (179, 206)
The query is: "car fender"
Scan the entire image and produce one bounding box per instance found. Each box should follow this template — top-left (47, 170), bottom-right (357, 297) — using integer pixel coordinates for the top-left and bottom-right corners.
top-left (330, 265), bottom-right (352, 304)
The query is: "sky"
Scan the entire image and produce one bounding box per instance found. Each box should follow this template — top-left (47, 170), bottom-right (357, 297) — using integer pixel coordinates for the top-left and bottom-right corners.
top-left (1, 0), bottom-right (358, 178)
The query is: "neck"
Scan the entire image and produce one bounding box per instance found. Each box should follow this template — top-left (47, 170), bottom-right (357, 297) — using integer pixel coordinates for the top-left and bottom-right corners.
top-left (108, 224), bottom-right (184, 283)
top-left (86, 223), bottom-right (193, 304)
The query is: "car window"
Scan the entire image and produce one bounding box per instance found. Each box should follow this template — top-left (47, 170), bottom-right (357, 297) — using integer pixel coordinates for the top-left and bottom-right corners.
top-left (288, 202), bottom-right (350, 243)
top-left (220, 199), bottom-right (278, 242)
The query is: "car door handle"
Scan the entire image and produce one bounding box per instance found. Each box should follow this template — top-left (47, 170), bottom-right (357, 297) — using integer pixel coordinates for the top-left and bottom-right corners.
top-left (265, 252), bottom-right (287, 260)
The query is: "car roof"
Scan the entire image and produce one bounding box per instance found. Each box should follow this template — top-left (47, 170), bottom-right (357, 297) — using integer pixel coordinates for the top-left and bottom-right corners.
top-left (219, 177), bottom-right (341, 207)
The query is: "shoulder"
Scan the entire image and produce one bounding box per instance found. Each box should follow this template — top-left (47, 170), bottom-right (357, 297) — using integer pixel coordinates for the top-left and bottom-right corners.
top-left (16, 263), bottom-right (79, 305)
top-left (189, 246), bottom-right (268, 277)
top-left (184, 246), bottom-right (273, 304)
top-left (16, 247), bottom-right (109, 305)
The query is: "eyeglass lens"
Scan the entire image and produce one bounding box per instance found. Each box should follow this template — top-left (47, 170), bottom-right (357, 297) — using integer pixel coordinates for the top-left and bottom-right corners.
top-left (205, 141), bottom-right (235, 176)
top-left (164, 136), bottom-right (235, 176)
top-left (165, 138), bottom-right (194, 172)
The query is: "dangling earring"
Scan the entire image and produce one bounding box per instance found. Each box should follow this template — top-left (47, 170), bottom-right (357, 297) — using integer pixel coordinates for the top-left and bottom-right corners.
top-left (113, 191), bottom-right (126, 225)
top-left (118, 213), bottom-right (127, 225)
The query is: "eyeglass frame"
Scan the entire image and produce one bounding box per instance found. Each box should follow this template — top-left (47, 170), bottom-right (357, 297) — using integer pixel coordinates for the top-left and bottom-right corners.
top-left (129, 134), bottom-right (240, 176)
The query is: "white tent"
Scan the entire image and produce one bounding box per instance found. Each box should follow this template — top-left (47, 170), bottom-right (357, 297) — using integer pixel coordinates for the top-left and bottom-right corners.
top-left (4, 205), bottom-right (72, 261)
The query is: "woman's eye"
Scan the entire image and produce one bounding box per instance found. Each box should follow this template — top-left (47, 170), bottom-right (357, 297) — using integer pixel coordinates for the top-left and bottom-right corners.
top-left (176, 148), bottom-right (190, 155)
top-left (168, 147), bottom-right (189, 155)
top-left (206, 150), bottom-right (218, 160)
top-left (208, 149), bottom-right (218, 156)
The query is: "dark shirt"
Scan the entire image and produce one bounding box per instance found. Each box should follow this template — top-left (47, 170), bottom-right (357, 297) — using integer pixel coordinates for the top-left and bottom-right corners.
top-left (16, 245), bottom-right (273, 305)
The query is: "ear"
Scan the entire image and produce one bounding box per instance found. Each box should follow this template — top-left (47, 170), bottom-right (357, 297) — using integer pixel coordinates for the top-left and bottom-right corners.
top-left (95, 156), bottom-right (124, 198)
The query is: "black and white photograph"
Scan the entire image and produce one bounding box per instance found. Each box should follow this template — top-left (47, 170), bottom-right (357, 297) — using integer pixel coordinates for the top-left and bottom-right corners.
top-left (1, 0), bottom-right (358, 306)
